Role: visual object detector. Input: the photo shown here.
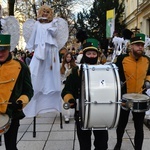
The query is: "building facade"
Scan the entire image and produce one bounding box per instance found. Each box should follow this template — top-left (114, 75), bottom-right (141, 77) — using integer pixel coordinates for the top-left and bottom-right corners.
top-left (124, 0), bottom-right (150, 36)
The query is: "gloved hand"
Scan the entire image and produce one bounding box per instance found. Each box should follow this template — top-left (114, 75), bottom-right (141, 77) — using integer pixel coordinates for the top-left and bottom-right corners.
top-left (125, 100), bottom-right (133, 109)
top-left (144, 80), bottom-right (150, 89)
top-left (68, 99), bottom-right (76, 108)
top-left (12, 100), bottom-right (23, 110)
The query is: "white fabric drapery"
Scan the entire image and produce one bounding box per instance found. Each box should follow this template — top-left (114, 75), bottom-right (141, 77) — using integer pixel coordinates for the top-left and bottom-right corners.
top-left (23, 20), bottom-right (62, 117)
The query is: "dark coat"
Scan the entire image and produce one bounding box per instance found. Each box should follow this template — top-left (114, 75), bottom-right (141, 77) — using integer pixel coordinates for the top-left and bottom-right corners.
top-left (61, 66), bottom-right (80, 103)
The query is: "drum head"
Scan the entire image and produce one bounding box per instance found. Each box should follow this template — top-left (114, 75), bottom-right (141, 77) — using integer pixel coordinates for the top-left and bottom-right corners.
top-left (0, 113), bottom-right (10, 135)
top-left (0, 114), bottom-right (9, 127)
top-left (79, 64), bottom-right (121, 129)
top-left (123, 93), bottom-right (149, 102)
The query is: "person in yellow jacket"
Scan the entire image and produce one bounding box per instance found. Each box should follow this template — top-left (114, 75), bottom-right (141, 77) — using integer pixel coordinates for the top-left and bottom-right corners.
top-left (114, 33), bottom-right (150, 150)
top-left (0, 34), bottom-right (33, 150)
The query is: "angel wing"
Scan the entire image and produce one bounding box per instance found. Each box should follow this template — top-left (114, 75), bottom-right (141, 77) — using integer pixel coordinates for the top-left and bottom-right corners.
top-left (54, 17), bottom-right (69, 51)
top-left (23, 19), bottom-right (36, 44)
top-left (145, 36), bottom-right (150, 48)
top-left (2, 16), bottom-right (20, 51)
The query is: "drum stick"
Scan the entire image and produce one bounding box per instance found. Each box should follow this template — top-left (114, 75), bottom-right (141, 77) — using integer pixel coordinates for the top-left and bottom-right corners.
top-left (0, 101), bottom-right (27, 105)
top-left (122, 73), bottom-right (134, 86)
top-left (138, 88), bottom-right (146, 94)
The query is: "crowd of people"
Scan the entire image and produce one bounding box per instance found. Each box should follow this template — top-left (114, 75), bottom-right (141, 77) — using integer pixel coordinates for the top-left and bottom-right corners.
top-left (0, 3), bottom-right (150, 150)
top-left (11, 49), bottom-right (33, 66)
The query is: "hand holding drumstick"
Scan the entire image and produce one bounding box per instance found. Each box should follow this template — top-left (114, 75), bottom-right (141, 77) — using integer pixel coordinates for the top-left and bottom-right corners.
top-left (0, 100), bottom-right (27, 110)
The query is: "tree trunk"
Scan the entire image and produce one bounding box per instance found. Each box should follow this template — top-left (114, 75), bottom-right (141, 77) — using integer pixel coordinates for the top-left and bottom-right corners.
top-left (8, 0), bottom-right (15, 16)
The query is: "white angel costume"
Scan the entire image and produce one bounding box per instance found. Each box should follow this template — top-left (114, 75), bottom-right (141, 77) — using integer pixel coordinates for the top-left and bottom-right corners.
top-left (23, 18), bottom-right (68, 117)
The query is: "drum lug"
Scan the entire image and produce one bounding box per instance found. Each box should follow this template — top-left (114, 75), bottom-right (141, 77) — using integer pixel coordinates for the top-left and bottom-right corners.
top-left (79, 117), bottom-right (81, 122)
top-left (76, 99), bottom-right (79, 111)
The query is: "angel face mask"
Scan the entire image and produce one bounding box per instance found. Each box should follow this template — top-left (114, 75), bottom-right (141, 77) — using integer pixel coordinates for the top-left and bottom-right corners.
top-left (37, 5), bottom-right (54, 23)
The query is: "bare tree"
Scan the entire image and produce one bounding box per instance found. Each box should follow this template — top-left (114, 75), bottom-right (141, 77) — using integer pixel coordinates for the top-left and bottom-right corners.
top-left (5, 0), bottom-right (94, 47)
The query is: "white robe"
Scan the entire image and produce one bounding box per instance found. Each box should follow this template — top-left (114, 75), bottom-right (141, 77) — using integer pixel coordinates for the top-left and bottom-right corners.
top-left (23, 20), bottom-right (62, 117)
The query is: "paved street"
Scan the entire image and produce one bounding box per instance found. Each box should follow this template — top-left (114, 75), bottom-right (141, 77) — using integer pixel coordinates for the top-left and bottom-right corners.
top-left (0, 111), bottom-right (150, 150)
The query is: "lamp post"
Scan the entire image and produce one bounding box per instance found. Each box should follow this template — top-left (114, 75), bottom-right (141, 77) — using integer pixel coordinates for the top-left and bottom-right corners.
top-left (131, 26), bottom-right (140, 34)
top-left (131, 0), bottom-right (140, 34)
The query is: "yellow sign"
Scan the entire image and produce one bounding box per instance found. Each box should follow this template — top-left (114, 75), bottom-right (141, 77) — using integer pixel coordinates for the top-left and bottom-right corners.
top-left (106, 9), bottom-right (115, 38)
top-left (107, 9), bottom-right (115, 19)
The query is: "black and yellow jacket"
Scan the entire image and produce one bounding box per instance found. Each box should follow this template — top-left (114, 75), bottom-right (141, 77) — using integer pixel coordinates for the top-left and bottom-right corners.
top-left (61, 66), bottom-right (80, 103)
top-left (0, 53), bottom-right (33, 119)
top-left (115, 53), bottom-right (150, 95)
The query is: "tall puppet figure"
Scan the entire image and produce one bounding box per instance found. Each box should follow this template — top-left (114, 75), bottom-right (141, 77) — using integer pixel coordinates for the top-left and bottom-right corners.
top-left (23, 5), bottom-right (69, 117)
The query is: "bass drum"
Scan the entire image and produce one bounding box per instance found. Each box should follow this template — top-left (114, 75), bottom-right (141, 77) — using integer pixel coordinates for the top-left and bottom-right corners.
top-left (79, 63), bottom-right (121, 130)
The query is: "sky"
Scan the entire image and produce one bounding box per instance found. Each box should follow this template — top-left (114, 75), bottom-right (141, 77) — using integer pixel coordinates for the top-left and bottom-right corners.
top-left (71, 0), bottom-right (94, 14)
top-left (1, 0), bottom-right (94, 12)
top-left (1, 0), bottom-right (94, 16)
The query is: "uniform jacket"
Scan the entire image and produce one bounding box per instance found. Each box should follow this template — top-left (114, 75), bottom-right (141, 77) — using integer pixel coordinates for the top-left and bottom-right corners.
top-left (0, 54), bottom-right (33, 119)
top-left (115, 53), bottom-right (150, 95)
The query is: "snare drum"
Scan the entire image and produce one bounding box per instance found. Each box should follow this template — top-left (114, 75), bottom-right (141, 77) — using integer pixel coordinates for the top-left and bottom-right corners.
top-left (79, 64), bottom-right (121, 130)
top-left (0, 114), bottom-right (11, 135)
top-left (122, 93), bottom-right (150, 112)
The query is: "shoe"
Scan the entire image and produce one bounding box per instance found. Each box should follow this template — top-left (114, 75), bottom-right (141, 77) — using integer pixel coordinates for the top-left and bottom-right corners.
top-left (114, 144), bottom-right (121, 150)
top-left (65, 117), bottom-right (70, 124)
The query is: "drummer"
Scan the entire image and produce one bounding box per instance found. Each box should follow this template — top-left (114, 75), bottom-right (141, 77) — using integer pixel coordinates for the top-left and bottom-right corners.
top-left (114, 33), bottom-right (150, 150)
top-left (61, 38), bottom-right (108, 150)
top-left (0, 34), bottom-right (33, 150)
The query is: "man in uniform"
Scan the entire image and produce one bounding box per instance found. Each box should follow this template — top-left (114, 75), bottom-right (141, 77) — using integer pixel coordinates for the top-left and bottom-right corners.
top-left (0, 34), bottom-right (33, 150)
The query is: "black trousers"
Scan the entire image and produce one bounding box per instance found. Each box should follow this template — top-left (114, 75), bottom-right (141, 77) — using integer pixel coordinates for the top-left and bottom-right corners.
top-left (116, 108), bottom-right (145, 150)
top-left (4, 118), bottom-right (20, 150)
top-left (75, 112), bottom-right (108, 150)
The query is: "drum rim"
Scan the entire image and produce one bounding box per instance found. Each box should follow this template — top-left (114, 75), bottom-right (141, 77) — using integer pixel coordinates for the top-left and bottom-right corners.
top-left (0, 114), bottom-right (11, 133)
top-left (122, 98), bottom-right (149, 102)
top-left (122, 93), bottom-right (150, 101)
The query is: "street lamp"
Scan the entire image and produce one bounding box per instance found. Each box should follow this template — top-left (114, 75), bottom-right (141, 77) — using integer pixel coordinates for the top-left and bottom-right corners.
top-left (131, 26), bottom-right (140, 34)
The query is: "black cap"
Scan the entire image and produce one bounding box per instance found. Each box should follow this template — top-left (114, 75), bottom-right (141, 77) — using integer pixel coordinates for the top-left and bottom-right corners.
top-left (122, 29), bottom-right (133, 40)
top-left (82, 38), bottom-right (99, 53)
top-left (130, 34), bottom-right (145, 44)
top-left (76, 29), bottom-right (88, 43)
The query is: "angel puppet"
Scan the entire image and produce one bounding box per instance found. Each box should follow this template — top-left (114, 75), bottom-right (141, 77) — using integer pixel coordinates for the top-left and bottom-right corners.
top-left (23, 5), bottom-right (69, 117)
